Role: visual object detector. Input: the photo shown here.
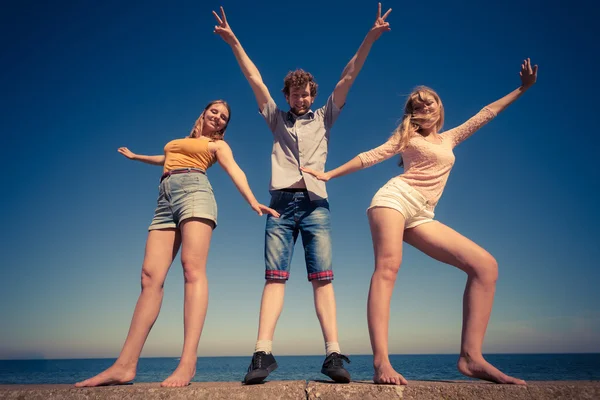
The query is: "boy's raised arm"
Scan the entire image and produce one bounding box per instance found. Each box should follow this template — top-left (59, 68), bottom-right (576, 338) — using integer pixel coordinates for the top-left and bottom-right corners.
top-left (213, 6), bottom-right (273, 111)
top-left (332, 2), bottom-right (392, 109)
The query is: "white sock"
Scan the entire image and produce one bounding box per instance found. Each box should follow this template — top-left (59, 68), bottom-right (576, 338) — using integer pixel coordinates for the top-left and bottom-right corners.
top-left (325, 342), bottom-right (341, 356)
top-left (255, 339), bottom-right (273, 354)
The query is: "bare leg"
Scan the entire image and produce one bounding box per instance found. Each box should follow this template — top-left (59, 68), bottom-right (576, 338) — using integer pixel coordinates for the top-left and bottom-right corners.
top-left (75, 229), bottom-right (180, 387)
top-left (367, 207), bottom-right (408, 385)
top-left (161, 218), bottom-right (213, 387)
top-left (404, 221), bottom-right (526, 385)
top-left (312, 281), bottom-right (338, 343)
top-left (256, 280), bottom-right (286, 341)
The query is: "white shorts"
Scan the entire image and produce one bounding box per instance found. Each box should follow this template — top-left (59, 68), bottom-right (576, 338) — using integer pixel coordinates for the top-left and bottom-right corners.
top-left (368, 177), bottom-right (435, 229)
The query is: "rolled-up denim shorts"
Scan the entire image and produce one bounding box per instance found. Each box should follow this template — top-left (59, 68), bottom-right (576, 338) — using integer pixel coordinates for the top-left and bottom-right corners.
top-left (148, 169), bottom-right (217, 230)
top-left (264, 190), bottom-right (333, 282)
top-left (368, 177), bottom-right (435, 229)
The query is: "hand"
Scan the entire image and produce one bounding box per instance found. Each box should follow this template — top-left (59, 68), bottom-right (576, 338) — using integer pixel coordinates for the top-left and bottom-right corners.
top-left (520, 58), bottom-right (538, 89)
top-left (117, 147), bottom-right (136, 160)
top-left (300, 167), bottom-right (331, 182)
top-left (368, 2), bottom-right (392, 41)
top-left (251, 203), bottom-right (280, 218)
top-left (213, 6), bottom-right (236, 45)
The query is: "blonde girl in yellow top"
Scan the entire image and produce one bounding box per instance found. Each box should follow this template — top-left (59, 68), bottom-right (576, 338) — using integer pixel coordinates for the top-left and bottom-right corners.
top-left (76, 100), bottom-right (279, 388)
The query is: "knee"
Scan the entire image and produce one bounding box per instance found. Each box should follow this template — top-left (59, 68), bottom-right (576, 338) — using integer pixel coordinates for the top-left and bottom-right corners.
top-left (469, 253), bottom-right (498, 285)
top-left (140, 268), bottom-right (163, 291)
top-left (375, 254), bottom-right (402, 282)
top-left (181, 259), bottom-right (206, 283)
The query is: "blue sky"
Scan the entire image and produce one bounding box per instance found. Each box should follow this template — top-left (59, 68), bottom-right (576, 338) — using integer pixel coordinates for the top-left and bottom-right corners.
top-left (1, 0), bottom-right (598, 359)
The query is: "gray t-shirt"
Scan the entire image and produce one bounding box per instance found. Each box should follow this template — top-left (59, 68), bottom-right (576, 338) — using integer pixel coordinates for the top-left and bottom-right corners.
top-left (260, 94), bottom-right (341, 200)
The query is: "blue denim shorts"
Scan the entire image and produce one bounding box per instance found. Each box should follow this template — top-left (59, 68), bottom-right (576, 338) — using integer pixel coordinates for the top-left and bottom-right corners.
top-left (264, 190), bottom-right (333, 281)
top-left (148, 169), bottom-right (217, 230)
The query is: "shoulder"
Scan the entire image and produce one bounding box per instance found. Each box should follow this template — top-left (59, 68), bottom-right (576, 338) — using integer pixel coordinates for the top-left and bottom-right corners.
top-left (211, 140), bottom-right (231, 153)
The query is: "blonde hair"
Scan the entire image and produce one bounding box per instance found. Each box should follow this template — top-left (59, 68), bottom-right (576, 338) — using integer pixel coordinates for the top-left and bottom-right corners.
top-left (188, 100), bottom-right (231, 141)
top-left (390, 86), bottom-right (445, 153)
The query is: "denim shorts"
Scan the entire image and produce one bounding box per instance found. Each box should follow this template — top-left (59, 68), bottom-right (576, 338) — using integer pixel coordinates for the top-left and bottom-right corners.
top-left (368, 177), bottom-right (435, 229)
top-left (264, 190), bottom-right (333, 281)
top-left (148, 170), bottom-right (217, 230)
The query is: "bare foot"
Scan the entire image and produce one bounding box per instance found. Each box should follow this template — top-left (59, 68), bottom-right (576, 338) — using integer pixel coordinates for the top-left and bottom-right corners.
top-left (161, 363), bottom-right (196, 387)
top-left (373, 362), bottom-right (408, 385)
top-left (457, 355), bottom-right (526, 385)
top-left (74, 364), bottom-right (136, 387)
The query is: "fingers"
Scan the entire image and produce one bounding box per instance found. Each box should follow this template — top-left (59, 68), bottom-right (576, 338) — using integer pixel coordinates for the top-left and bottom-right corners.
top-left (267, 207), bottom-right (280, 218)
top-left (212, 10), bottom-right (223, 25)
top-left (382, 8), bottom-right (392, 20)
top-left (532, 64), bottom-right (538, 76)
top-left (258, 205), bottom-right (280, 218)
top-left (300, 166), bottom-right (317, 176)
top-left (220, 6), bottom-right (228, 23)
top-left (377, 2), bottom-right (381, 18)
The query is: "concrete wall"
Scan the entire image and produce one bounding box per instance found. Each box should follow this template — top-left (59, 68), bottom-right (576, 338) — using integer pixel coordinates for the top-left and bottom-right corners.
top-left (1, 380), bottom-right (599, 399)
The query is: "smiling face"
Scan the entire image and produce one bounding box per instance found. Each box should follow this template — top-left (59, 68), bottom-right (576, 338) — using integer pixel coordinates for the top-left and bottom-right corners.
top-left (286, 83), bottom-right (314, 116)
top-left (281, 69), bottom-right (318, 116)
top-left (202, 102), bottom-right (230, 134)
top-left (188, 100), bottom-right (231, 140)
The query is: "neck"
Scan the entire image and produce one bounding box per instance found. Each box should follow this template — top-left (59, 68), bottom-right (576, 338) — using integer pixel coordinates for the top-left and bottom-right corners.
top-left (419, 127), bottom-right (437, 136)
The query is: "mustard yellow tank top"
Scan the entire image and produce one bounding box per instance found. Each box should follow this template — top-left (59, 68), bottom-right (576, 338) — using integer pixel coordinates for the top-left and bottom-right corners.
top-left (163, 138), bottom-right (217, 173)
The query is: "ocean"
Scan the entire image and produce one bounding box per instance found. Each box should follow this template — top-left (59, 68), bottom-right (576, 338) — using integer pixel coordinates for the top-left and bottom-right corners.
top-left (1, 354), bottom-right (599, 385)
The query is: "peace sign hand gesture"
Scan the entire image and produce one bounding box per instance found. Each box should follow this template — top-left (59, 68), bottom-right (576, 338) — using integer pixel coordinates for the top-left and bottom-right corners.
top-left (368, 2), bottom-right (392, 41)
top-left (213, 6), bottom-right (236, 45)
top-left (520, 58), bottom-right (538, 89)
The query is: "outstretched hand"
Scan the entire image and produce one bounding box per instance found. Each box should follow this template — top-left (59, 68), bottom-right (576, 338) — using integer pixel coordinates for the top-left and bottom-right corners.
top-left (300, 167), bottom-right (331, 182)
top-left (118, 147), bottom-right (136, 160)
top-left (252, 203), bottom-right (280, 218)
top-left (369, 2), bottom-right (392, 40)
top-left (520, 58), bottom-right (538, 89)
top-left (213, 6), bottom-right (236, 44)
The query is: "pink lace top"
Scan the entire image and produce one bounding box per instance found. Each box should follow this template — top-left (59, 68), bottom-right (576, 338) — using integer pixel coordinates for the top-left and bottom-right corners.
top-left (358, 107), bottom-right (497, 208)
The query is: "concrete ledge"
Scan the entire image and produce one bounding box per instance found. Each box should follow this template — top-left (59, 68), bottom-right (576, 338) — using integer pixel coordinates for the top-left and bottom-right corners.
top-left (1, 380), bottom-right (599, 400)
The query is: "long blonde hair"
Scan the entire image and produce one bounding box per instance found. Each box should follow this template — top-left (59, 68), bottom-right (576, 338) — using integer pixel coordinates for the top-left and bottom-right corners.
top-left (390, 86), bottom-right (445, 153)
top-left (188, 100), bottom-right (231, 141)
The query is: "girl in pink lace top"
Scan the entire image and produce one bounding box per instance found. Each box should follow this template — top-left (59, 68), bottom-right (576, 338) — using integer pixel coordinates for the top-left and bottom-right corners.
top-left (302, 59), bottom-right (538, 386)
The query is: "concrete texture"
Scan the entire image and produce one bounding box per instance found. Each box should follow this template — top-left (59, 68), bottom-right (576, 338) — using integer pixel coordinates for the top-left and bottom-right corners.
top-left (1, 380), bottom-right (599, 399)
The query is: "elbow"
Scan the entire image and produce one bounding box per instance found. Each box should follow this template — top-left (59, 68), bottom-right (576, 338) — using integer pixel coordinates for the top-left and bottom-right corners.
top-left (337, 75), bottom-right (353, 88)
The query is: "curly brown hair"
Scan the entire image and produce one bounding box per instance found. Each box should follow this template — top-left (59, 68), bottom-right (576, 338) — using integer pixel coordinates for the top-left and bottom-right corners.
top-left (188, 100), bottom-right (231, 141)
top-left (281, 69), bottom-right (318, 97)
